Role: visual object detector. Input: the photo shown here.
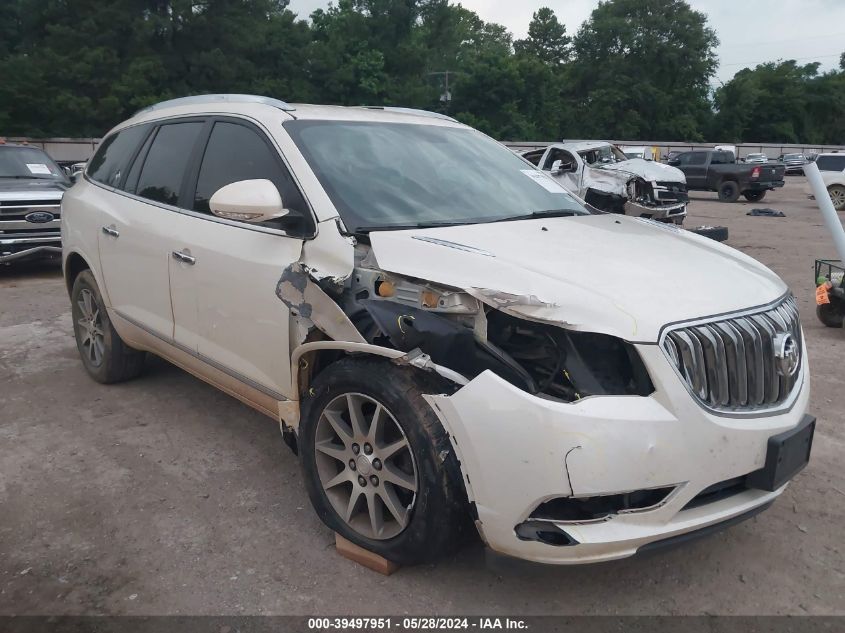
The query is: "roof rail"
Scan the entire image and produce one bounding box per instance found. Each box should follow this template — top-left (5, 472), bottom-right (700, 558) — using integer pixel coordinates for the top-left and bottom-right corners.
top-left (135, 94), bottom-right (296, 116)
top-left (360, 106), bottom-right (458, 123)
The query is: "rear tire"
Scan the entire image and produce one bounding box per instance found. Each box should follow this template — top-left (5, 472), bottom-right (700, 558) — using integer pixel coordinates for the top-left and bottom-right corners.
top-left (828, 185), bottom-right (845, 211)
top-left (718, 181), bottom-right (740, 202)
top-left (299, 357), bottom-right (470, 565)
top-left (71, 270), bottom-right (145, 383)
top-left (743, 190), bottom-right (766, 202)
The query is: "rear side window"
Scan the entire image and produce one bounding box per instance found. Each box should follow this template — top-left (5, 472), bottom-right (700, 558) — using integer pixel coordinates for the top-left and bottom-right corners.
top-left (87, 125), bottom-right (149, 187)
top-left (192, 121), bottom-right (312, 233)
top-left (816, 155), bottom-right (845, 172)
top-left (135, 122), bottom-right (204, 206)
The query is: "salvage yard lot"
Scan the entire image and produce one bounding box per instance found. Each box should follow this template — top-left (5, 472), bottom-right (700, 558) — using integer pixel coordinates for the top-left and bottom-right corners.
top-left (1, 177), bottom-right (843, 616)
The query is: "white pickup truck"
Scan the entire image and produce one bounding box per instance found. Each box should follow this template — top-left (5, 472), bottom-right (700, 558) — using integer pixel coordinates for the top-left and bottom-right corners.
top-left (521, 141), bottom-right (689, 224)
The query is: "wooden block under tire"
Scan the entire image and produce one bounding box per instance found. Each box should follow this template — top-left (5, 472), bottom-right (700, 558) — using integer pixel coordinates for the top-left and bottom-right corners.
top-left (335, 533), bottom-right (401, 575)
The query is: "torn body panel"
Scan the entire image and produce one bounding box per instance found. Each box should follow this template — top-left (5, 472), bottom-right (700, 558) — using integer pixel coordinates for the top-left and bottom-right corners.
top-left (423, 344), bottom-right (809, 564)
top-left (276, 262), bottom-right (366, 344)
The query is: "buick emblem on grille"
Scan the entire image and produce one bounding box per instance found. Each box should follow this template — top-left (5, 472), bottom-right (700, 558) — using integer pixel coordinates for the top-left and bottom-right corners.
top-left (25, 211), bottom-right (55, 223)
top-left (774, 332), bottom-right (800, 377)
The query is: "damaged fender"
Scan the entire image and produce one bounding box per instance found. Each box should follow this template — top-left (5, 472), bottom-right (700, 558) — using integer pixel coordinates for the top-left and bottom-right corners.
top-left (276, 262), bottom-right (366, 344)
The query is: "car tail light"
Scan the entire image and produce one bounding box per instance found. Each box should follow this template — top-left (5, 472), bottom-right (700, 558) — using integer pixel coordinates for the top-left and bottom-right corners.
top-left (751, 166), bottom-right (761, 179)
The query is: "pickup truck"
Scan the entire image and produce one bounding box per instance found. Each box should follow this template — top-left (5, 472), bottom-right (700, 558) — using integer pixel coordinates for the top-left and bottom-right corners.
top-left (0, 143), bottom-right (69, 263)
top-left (521, 141), bottom-right (689, 223)
top-left (669, 150), bottom-right (784, 203)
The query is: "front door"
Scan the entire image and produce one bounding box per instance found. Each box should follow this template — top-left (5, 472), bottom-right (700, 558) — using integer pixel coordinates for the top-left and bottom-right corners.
top-left (169, 118), bottom-right (316, 399)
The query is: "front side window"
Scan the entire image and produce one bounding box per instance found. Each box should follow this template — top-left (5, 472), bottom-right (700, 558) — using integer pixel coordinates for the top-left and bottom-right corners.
top-left (87, 125), bottom-right (149, 187)
top-left (284, 121), bottom-right (587, 232)
top-left (816, 155), bottom-right (845, 172)
top-left (192, 121), bottom-right (312, 234)
top-left (678, 152), bottom-right (706, 166)
top-left (135, 122), bottom-right (203, 206)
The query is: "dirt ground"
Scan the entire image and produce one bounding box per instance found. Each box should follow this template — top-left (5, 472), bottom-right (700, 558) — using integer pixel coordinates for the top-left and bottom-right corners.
top-left (1, 177), bottom-right (843, 616)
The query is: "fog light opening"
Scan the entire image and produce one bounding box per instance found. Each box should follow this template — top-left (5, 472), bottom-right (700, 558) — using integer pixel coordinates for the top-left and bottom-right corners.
top-left (514, 520), bottom-right (578, 547)
top-left (529, 486), bottom-right (676, 522)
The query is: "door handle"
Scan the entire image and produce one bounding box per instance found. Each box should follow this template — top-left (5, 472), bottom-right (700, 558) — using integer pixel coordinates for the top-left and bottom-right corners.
top-left (101, 225), bottom-right (119, 238)
top-left (172, 249), bottom-right (196, 265)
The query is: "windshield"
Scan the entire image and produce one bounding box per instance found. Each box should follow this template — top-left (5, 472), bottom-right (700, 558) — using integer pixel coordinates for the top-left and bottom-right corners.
top-left (624, 152), bottom-right (642, 160)
top-left (284, 121), bottom-right (588, 232)
top-left (0, 146), bottom-right (67, 180)
top-left (784, 154), bottom-right (804, 160)
top-left (578, 144), bottom-right (628, 165)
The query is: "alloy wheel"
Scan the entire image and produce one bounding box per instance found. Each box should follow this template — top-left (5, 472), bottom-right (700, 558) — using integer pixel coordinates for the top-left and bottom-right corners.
top-left (830, 186), bottom-right (845, 210)
top-left (77, 288), bottom-right (105, 366)
top-left (314, 393), bottom-right (418, 540)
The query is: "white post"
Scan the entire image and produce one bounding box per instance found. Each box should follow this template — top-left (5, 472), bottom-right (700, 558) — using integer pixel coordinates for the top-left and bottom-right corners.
top-left (805, 161), bottom-right (845, 263)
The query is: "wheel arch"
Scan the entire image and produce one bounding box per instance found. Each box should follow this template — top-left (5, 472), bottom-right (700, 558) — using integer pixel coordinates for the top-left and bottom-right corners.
top-left (64, 250), bottom-right (91, 297)
top-left (282, 341), bottom-right (467, 427)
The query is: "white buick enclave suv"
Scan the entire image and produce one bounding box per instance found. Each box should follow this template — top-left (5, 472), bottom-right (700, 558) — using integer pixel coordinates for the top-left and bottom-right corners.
top-left (62, 95), bottom-right (813, 565)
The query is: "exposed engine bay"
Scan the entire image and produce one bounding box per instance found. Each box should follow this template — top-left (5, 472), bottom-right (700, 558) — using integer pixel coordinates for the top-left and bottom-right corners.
top-left (305, 242), bottom-right (654, 402)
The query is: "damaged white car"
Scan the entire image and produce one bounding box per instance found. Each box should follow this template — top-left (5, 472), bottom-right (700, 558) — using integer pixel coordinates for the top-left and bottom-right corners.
top-left (521, 141), bottom-right (689, 224)
top-left (62, 95), bottom-right (813, 566)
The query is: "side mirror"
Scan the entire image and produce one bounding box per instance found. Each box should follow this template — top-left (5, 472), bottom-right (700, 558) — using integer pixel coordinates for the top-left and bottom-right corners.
top-left (209, 179), bottom-right (288, 223)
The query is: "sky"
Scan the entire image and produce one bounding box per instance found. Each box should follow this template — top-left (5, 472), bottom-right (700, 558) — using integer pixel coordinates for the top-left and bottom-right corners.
top-left (286, 0), bottom-right (845, 83)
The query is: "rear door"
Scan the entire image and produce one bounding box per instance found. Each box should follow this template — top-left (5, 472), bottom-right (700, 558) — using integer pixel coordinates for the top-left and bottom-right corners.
top-left (168, 118), bottom-right (314, 398)
top-left (96, 120), bottom-right (206, 338)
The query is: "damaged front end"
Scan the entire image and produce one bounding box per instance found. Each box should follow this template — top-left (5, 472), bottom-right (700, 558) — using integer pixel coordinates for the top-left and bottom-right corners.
top-left (583, 168), bottom-right (688, 223)
top-left (328, 242), bottom-right (653, 403)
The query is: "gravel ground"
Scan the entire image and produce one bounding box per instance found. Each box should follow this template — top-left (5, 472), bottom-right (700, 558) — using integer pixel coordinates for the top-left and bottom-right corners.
top-left (1, 177), bottom-right (843, 616)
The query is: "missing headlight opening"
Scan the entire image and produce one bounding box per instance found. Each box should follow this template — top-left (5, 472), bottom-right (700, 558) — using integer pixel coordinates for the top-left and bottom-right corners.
top-left (333, 245), bottom-right (654, 401)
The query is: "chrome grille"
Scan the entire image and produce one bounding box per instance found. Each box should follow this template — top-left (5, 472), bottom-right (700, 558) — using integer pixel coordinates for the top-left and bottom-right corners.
top-left (662, 295), bottom-right (802, 413)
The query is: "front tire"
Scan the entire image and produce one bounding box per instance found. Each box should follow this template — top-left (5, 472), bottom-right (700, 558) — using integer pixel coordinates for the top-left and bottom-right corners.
top-left (71, 270), bottom-right (145, 383)
top-left (718, 181), bottom-right (740, 202)
top-left (299, 357), bottom-right (469, 565)
top-left (743, 190), bottom-right (766, 202)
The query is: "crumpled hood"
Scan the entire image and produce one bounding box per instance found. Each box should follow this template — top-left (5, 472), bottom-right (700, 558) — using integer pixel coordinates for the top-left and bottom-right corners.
top-left (596, 159), bottom-right (686, 183)
top-left (368, 214), bottom-right (786, 342)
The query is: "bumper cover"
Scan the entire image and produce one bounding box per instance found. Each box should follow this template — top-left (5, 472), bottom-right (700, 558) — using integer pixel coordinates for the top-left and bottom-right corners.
top-left (425, 344), bottom-right (810, 564)
top-left (0, 235), bottom-right (62, 263)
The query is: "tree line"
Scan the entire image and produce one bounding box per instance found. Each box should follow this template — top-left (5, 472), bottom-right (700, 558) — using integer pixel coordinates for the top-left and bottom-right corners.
top-left (1, 0), bottom-right (843, 144)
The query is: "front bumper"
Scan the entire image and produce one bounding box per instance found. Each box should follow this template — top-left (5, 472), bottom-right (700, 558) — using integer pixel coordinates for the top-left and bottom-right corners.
top-left (0, 235), bottom-right (62, 263)
top-left (625, 200), bottom-right (687, 220)
top-left (425, 343), bottom-right (810, 564)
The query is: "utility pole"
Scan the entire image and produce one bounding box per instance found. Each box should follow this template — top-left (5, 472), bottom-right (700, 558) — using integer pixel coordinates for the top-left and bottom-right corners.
top-left (427, 71), bottom-right (454, 114)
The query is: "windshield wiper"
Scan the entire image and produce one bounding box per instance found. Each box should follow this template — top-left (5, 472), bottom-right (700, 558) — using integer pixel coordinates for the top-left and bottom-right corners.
top-left (483, 209), bottom-right (582, 224)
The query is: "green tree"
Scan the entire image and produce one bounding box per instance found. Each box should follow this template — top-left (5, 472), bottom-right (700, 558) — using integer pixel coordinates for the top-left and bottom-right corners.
top-left (567, 0), bottom-right (718, 141)
top-left (712, 60), bottom-right (845, 144)
top-left (514, 7), bottom-right (570, 65)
